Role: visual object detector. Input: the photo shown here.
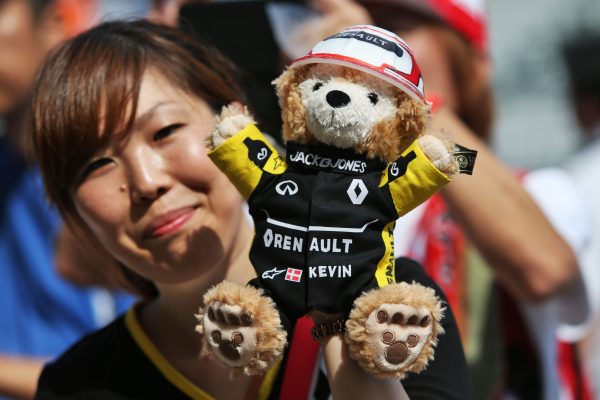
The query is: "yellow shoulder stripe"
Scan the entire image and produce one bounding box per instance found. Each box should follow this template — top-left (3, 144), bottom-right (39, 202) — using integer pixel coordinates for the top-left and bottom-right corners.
top-left (375, 221), bottom-right (397, 287)
top-left (125, 305), bottom-right (215, 400)
top-left (125, 304), bottom-right (280, 400)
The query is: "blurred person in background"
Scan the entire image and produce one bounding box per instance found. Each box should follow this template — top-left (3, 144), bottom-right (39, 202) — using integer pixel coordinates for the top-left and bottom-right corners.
top-left (261, 0), bottom-right (597, 398)
top-left (359, 1), bottom-right (596, 399)
top-left (0, 0), bottom-right (134, 398)
top-left (563, 32), bottom-right (600, 399)
top-left (147, 0), bottom-right (187, 26)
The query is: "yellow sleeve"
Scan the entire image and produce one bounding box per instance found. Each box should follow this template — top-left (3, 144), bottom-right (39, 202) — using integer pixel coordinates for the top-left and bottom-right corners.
top-left (380, 140), bottom-right (451, 216)
top-left (208, 124), bottom-right (286, 200)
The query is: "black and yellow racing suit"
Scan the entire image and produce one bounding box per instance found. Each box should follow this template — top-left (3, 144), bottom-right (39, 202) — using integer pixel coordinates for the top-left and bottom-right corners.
top-left (209, 124), bottom-right (451, 318)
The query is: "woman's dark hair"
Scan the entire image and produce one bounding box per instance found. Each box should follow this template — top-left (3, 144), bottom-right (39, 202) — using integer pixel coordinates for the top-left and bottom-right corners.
top-left (31, 19), bottom-right (247, 298)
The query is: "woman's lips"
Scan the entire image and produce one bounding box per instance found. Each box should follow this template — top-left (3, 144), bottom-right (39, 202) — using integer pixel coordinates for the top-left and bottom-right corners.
top-left (143, 207), bottom-right (196, 239)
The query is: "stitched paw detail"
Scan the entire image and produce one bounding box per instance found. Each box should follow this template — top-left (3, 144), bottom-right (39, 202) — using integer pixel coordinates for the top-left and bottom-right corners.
top-left (203, 301), bottom-right (258, 368)
top-left (366, 304), bottom-right (433, 371)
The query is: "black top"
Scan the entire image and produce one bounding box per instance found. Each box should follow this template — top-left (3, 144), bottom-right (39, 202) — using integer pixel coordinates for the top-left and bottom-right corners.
top-left (36, 258), bottom-right (470, 399)
top-left (35, 304), bottom-right (279, 400)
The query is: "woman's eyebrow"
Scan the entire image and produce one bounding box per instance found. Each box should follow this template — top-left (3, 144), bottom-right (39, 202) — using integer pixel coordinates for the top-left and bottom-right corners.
top-left (134, 101), bottom-right (178, 129)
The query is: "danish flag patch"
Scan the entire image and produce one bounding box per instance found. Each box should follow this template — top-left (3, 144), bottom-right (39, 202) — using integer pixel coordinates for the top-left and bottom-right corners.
top-left (285, 268), bottom-right (303, 282)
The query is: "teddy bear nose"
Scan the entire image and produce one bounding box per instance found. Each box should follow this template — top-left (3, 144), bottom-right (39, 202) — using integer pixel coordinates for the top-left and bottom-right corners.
top-left (326, 90), bottom-right (351, 108)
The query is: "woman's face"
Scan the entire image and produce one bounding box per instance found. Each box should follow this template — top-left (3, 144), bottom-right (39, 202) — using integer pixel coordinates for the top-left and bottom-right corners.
top-left (72, 71), bottom-right (245, 284)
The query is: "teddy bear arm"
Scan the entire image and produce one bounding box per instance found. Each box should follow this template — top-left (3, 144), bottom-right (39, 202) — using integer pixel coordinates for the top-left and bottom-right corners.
top-left (383, 142), bottom-right (452, 217)
top-left (208, 126), bottom-right (286, 201)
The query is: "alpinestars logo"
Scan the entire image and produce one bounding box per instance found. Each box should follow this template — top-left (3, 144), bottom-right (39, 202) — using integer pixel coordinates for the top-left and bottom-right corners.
top-left (262, 268), bottom-right (286, 279)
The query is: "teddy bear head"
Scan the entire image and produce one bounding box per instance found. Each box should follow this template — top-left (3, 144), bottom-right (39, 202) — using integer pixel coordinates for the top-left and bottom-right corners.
top-left (274, 25), bottom-right (429, 163)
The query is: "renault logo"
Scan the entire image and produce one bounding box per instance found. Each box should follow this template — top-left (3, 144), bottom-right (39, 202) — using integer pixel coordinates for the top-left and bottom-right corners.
top-left (347, 179), bottom-right (368, 205)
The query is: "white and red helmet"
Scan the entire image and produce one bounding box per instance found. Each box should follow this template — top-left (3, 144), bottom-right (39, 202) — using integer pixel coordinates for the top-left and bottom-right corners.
top-left (289, 25), bottom-right (425, 102)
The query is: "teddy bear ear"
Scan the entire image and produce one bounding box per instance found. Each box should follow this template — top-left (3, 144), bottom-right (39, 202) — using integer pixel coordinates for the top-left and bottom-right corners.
top-left (272, 68), bottom-right (295, 101)
top-left (272, 66), bottom-right (308, 106)
top-left (271, 67), bottom-right (314, 144)
top-left (356, 92), bottom-right (428, 163)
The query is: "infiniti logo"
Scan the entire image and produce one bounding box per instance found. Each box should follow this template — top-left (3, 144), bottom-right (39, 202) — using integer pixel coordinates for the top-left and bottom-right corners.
top-left (275, 180), bottom-right (299, 196)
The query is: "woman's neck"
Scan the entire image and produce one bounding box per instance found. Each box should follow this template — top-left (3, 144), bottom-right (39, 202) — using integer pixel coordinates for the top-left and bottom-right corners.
top-left (134, 217), bottom-right (260, 397)
top-left (140, 216), bottom-right (255, 352)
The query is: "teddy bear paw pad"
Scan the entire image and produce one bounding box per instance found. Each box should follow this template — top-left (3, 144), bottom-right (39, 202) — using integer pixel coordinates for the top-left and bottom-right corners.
top-left (203, 301), bottom-right (259, 367)
top-left (366, 304), bottom-right (433, 371)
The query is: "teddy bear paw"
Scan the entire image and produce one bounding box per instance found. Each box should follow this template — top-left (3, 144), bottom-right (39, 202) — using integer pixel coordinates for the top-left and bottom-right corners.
top-left (417, 135), bottom-right (459, 176)
top-left (209, 104), bottom-right (256, 148)
top-left (203, 301), bottom-right (258, 366)
top-left (195, 281), bottom-right (286, 376)
top-left (345, 282), bottom-right (444, 380)
top-left (367, 305), bottom-right (434, 370)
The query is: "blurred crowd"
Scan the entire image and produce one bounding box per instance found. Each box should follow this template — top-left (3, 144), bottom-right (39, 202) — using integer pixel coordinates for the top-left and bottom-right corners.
top-left (0, 0), bottom-right (599, 398)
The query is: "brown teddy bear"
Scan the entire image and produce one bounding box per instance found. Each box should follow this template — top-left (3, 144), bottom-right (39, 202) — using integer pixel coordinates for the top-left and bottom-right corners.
top-left (196, 25), bottom-right (475, 380)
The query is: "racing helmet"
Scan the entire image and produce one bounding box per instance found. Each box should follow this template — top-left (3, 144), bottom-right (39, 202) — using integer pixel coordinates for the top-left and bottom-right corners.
top-left (289, 25), bottom-right (425, 102)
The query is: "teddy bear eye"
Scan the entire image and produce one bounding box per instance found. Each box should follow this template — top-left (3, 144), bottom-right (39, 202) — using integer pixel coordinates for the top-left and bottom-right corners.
top-left (313, 82), bottom-right (324, 92)
top-left (368, 93), bottom-right (379, 105)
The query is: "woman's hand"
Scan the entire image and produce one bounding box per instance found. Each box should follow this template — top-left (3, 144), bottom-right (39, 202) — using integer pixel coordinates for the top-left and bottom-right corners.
top-left (308, 310), bottom-right (410, 400)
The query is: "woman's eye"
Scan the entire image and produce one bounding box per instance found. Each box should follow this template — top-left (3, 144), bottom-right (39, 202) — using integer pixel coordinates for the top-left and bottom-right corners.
top-left (312, 82), bottom-right (324, 91)
top-left (153, 123), bottom-right (184, 141)
top-left (367, 93), bottom-right (379, 105)
top-left (80, 158), bottom-right (113, 180)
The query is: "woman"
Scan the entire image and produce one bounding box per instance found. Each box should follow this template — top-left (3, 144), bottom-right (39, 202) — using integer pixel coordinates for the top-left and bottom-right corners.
top-left (31, 19), bottom-right (262, 400)
top-left (29, 19), bottom-right (470, 399)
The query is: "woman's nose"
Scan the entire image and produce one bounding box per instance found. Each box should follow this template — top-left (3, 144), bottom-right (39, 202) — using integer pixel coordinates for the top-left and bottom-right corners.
top-left (126, 148), bottom-right (171, 203)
